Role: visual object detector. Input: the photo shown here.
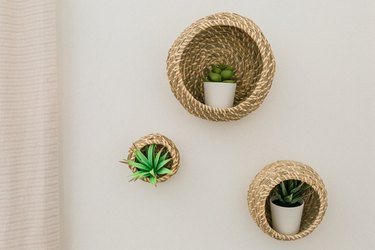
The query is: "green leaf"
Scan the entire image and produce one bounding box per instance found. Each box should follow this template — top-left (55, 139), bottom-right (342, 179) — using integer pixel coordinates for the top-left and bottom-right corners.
top-left (274, 193), bottom-right (284, 203)
top-left (294, 184), bottom-right (311, 198)
top-left (147, 144), bottom-right (156, 168)
top-left (157, 167), bottom-right (173, 175)
top-left (135, 149), bottom-right (151, 168)
top-left (281, 181), bottom-right (288, 197)
top-left (159, 150), bottom-right (169, 162)
top-left (149, 169), bottom-right (156, 177)
top-left (291, 197), bottom-right (303, 204)
top-left (223, 80), bottom-right (235, 83)
top-left (154, 148), bottom-right (163, 169)
top-left (284, 194), bottom-right (293, 203)
top-left (212, 67), bottom-right (222, 74)
top-left (126, 160), bottom-right (149, 171)
top-left (218, 64), bottom-right (227, 70)
top-left (290, 182), bottom-right (304, 194)
top-left (288, 180), bottom-right (295, 191)
top-left (220, 70), bottom-right (234, 80)
top-left (208, 72), bottom-right (222, 82)
top-left (130, 171), bottom-right (149, 178)
top-left (129, 171), bottom-right (150, 182)
top-left (156, 158), bottom-right (172, 171)
top-left (149, 176), bottom-right (157, 186)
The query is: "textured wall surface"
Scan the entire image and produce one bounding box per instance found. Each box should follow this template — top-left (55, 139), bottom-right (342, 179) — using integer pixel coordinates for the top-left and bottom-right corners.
top-left (60, 0), bottom-right (375, 249)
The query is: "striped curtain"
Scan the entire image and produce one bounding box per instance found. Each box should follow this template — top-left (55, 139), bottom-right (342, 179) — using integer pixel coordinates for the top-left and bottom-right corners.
top-left (0, 0), bottom-right (59, 249)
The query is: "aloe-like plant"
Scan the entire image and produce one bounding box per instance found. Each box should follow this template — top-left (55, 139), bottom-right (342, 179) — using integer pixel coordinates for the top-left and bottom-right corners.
top-left (121, 144), bottom-right (173, 186)
top-left (205, 64), bottom-right (235, 83)
top-left (272, 180), bottom-right (311, 207)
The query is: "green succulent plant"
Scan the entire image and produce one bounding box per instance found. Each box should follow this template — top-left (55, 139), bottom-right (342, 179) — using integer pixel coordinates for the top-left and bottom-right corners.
top-left (121, 144), bottom-right (173, 186)
top-left (205, 64), bottom-right (235, 83)
top-left (272, 180), bottom-right (311, 207)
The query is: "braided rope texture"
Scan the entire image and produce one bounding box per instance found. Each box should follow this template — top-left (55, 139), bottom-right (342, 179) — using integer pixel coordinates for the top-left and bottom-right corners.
top-left (127, 134), bottom-right (180, 184)
top-left (247, 160), bottom-right (328, 240)
top-left (167, 12), bottom-right (276, 121)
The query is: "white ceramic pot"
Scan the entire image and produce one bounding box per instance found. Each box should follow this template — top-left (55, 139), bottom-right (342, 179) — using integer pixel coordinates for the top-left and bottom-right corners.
top-left (204, 82), bottom-right (236, 108)
top-left (270, 198), bottom-right (304, 235)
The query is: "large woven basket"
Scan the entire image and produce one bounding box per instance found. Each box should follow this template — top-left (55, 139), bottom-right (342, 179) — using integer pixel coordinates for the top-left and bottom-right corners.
top-left (167, 12), bottom-right (275, 121)
top-left (126, 134), bottom-right (180, 184)
top-left (247, 160), bottom-right (328, 240)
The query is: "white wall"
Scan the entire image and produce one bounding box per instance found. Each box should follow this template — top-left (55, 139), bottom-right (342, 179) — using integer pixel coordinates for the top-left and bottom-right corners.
top-left (59, 0), bottom-right (375, 249)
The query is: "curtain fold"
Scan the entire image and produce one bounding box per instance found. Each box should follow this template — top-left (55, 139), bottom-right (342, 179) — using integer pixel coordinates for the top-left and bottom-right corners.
top-left (0, 0), bottom-right (59, 249)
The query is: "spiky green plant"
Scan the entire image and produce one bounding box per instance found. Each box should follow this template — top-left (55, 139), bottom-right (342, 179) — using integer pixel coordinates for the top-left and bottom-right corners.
top-left (272, 180), bottom-right (311, 207)
top-left (121, 144), bottom-right (173, 186)
top-left (204, 64), bottom-right (236, 83)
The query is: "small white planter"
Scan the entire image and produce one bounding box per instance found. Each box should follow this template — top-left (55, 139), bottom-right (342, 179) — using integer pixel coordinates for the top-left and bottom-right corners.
top-left (270, 198), bottom-right (304, 235)
top-left (204, 82), bottom-right (236, 108)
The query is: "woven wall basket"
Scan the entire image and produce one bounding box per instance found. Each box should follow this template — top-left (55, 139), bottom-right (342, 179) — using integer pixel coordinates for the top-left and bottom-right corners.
top-left (127, 134), bottom-right (180, 184)
top-left (247, 160), bottom-right (328, 241)
top-left (167, 12), bottom-right (276, 121)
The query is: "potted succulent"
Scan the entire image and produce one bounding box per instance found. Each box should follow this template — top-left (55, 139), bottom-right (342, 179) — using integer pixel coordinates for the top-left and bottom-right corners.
top-left (121, 144), bottom-right (173, 186)
top-left (270, 180), bottom-right (311, 235)
top-left (204, 64), bottom-right (236, 108)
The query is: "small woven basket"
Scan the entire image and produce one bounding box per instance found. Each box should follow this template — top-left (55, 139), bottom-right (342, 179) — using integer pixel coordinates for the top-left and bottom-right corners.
top-left (127, 134), bottom-right (180, 184)
top-left (247, 160), bottom-right (328, 240)
top-left (167, 12), bottom-right (275, 121)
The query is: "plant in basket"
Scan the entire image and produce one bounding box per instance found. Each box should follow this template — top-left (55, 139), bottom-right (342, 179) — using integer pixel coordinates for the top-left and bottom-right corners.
top-left (121, 144), bottom-right (172, 186)
top-left (204, 64), bottom-right (237, 108)
top-left (270, 180), bottom-right (311, 235)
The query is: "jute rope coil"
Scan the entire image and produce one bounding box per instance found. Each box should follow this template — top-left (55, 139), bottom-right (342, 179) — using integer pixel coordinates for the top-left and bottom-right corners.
top-left (127, 134), bottom-right (180, 184)
top-left (247, 160), bottom-right (328, 241)
top-left (167, 12), bottom-right (276, 121)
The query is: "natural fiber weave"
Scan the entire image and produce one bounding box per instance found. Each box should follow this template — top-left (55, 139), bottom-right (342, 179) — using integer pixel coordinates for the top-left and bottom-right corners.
top-left (247, 160), bottom-right (328, 241)
top-left (127, 134), bottom-right (180, 183)
top-left (167, 12), bottom-right (275, 121)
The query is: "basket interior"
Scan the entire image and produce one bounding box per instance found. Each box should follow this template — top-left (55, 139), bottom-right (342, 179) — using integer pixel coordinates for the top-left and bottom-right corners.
top-left (179, 25), bottom-right (263, 105)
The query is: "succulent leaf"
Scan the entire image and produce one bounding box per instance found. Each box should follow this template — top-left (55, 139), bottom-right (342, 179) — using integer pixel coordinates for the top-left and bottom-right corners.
top-left (149, 176), bottom-right (157, 185)
top-left (221, 70), bottom-right (234, 80)
top-left (159, 150), bottom-right (169, 162)
top-left (218, 64), bottom-right (227, 70)
top-left (280, 182), bottom-right (288, 197)
top-left (126, 160), bottom-right (149, 171)
top-left (290, 182), bottom-right (304, 194)
top-left (130, 171), bottom-right (151, 182)
top-left (135, 150), bottom-right (151, 168)
top-left (147, 144), bottom-right (155, 168)
top-left (149, 169), bottom-right (156, 177)
top-left (208, 72), bottom-right (222, 82)
top-left (291, 197), bottom-right (303, 204)
top-left (212, 67), bottom-right (222, 74)
top-left (157, 167), bottom-right (173, 175)
top-left (156, 158), bottom-right (172, 171)
top-left (154, 148), bottom-right (163, 169)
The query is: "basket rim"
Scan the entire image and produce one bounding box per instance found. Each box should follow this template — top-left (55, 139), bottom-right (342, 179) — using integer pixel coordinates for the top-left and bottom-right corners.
top-left (167, 12), bottom-right (276, 120)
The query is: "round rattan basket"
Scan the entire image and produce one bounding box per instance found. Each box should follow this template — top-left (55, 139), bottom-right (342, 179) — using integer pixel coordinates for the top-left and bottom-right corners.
top-left (126, 134), bottom-right (180, 184)
top-left (247, 160), bottom-right (328, 240)
top-left (167, 12), bottom-right (276, 121)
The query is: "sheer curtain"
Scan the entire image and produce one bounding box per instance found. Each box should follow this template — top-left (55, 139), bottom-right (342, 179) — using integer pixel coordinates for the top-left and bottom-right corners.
top-left (0, 0), bottom-right (59, 249)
